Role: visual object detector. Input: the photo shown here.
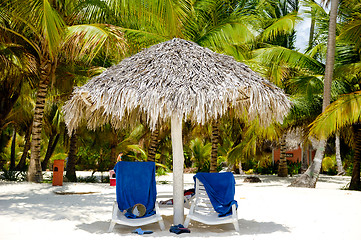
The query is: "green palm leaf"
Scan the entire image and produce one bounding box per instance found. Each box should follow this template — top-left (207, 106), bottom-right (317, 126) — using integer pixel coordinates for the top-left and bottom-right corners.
top-left (261, 13), bottom-right (300, 42)
top-left (62, 24), bottom-right (127, 63)
top-left (309, 91), bottom-right (361, 139)
top-left (253, 46), bottom-right (325, 73)
top-left (3, 0), bottom-right (66, 59)
top-left (339, 19), bottom-right (361, 51)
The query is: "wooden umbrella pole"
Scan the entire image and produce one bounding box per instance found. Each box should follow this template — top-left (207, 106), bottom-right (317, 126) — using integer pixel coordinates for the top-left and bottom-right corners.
top-left (171, 115), bottom-right (185, 225)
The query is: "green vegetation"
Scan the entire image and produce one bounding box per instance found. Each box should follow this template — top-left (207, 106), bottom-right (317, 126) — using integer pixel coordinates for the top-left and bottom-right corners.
top-left (0, 0), bottom-right (360, 189)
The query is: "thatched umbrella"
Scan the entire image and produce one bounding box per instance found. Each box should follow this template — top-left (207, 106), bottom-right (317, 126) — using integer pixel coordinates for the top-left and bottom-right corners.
top-left (63, 38), bottom-right (291, 224)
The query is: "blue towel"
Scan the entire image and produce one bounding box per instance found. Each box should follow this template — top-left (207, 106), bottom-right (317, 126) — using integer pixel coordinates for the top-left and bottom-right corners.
top-left (194, 172), bottom-right (238, 217)
top-left (114, 161), bottom-right (157, 218)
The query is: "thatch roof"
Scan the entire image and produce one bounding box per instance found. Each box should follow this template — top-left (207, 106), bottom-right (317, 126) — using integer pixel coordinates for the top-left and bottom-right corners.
top-left (63, 38), bottom-right (291, 132)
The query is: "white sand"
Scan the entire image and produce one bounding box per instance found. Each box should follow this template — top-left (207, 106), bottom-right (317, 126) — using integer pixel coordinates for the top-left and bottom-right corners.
top-left (1, 173), bottom-right (360, 240)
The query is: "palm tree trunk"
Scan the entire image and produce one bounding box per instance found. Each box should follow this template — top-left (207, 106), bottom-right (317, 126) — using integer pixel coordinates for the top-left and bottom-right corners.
top-left (278, 134), bottom-right (288, 177)
top-left (148, 128), bottom-right (159, 162)
top-left (301, 146), bottom-right (308, 173)
top-left (10, 127), bottom-right (16, 171)
top-left (65, 130), bottom-right (77, 182)
top-left (109, 131), bottom-right (118, 168)
top-left (28, 58), bottom-right (53, 182)
top-left (308, 7), bottom-right (316, 50)
top-left (15, 127), bottom-right (31, 171)
top-left (350, 124), bottom-right (361, 190)
top-left (210, 120), bottom-right (219, 173)
top-left (290, 140), bottom-right (326, 187)
top-left (42, 133), bottom-right (60, 170)
top-left (238, 162), bottom-right (244, 174)
top-left (290, 0), bottom-right (338, 188)
top-left (335, 132), bottom-right (345, 175)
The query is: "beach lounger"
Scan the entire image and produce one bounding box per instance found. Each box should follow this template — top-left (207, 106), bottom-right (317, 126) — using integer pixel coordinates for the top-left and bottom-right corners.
top-left (184, 172), bottom-right (239, 232)
top-left (108, 161), bottom-right (165, 232)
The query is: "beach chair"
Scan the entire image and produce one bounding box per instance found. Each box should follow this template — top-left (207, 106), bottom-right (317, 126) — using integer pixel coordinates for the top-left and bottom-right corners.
top-left (108, 161), bottom-right (165, 232)
top-left (184, 172), bottom-right (240, 232)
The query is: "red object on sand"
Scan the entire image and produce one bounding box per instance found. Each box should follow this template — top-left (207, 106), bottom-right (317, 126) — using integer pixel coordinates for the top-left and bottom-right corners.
top-left (109, 170), bottom-right (116, 186)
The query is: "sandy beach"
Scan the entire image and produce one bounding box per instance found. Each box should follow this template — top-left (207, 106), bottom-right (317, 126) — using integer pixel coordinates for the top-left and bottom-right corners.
top-left (1, 173), bottom-right (360, 240)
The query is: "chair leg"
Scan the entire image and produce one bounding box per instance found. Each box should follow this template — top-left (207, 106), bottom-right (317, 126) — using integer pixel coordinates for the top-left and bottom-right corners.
top-left (231, 204), bottom-right (240, 232)
top-left (184, 216), bottom-right (191, 227)
top-left (158, 219), bottom-right (165, 231)
top-left (233, 221), bottom-right (240, 233)
top-left (108, 221), bottom-right (116, 232)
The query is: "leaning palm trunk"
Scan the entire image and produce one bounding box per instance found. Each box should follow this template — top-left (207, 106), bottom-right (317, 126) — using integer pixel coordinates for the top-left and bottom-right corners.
top-left (27, 58), bottom-right (53, 182)
top-left (148, 128), bottom-right (159, 162)
top-left (10, 127), bottom-right (16, 171)
top-left (290, 0), bottom-right (338, 188)
top-left (15, 127), bottom-right (31, 171)
top-left (290, 140), bottom-right (326, 187)
top-left (65, 130), bottom-right (77, 182)
top-left (301, 146), bottom-right (308, 173)
top-left (335, 132), bottom-right (345, 175)
top-left (350, 124), bottom-right (361, 190)
top-left (278, 134), bottom-right (288, 177)
top-left (210, 120), bottom-right (219, 173)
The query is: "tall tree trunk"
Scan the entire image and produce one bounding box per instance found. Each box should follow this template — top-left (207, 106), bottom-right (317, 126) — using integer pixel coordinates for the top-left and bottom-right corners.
top-left (210, 120), bottom-right (219, 173)
top-left (278, 134), bottom-right (288, 177)
top-left (349, 124), bottom-right (361, 190)
top-left (335, 132), bottom-right (345, 175)
top-left (65, 130), bottom-right (77, 182)
top-left (109, 130), bottom-right (118, 168)
top-left (290, 0), bottom-right (338, 188)
top-left (148, 128), bottom-right (159, 162)
top-left (28, 58), bottom-right (53, 182)
top-left (42, 133), bottom-right (60, 170)
top-left (308, 8), bottom-right (316, 50)
top-left (301, 146), bottom-right (308, 173)
top-left (238, 162), bottom-right (244, 174)
top-left (15, 127), bottom-right (31, 171)
top-left (10, 127), bottom-right (16, 171)
top-left (290, 140), bottom-right (326, 187)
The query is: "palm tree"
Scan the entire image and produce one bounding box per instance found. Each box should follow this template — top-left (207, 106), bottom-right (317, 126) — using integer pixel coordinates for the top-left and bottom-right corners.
top-left (1, 0), bottom-right (127, 182)
top-left (309, 91), bottom-right (361, 189)
top-left (189, 138), bottom-right (212, 172)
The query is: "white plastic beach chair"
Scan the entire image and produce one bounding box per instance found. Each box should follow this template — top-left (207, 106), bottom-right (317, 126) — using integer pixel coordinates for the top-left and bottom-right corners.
top-left (108, 161), bottom-right (165, 232)
top-left (108, 200), bottom-right (165, 232)
top-left (184, 178), bottom-right (240, 232)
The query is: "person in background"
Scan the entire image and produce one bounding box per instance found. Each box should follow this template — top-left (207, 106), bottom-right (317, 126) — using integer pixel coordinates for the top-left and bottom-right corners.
top-left (117, 152), bottom-right (123, 162)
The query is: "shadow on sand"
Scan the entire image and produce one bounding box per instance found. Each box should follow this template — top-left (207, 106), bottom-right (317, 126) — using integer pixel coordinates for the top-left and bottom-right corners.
top-left (76, 215), bottom-right (289, 237)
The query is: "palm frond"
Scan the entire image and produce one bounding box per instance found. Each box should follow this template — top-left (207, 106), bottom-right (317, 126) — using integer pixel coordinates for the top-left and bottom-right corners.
top-left (62, 24), bottom-right (127, 64)
top-left (261, 13), bottom-right (300, 42)
top-left (339, 19), bottom-right (361, 51)
top-left (253, 46), bottom-right (325, 74)
top-left (4, 0), bottom-right (66, 59)
top-left (309, 91), bottom-right (361, 139)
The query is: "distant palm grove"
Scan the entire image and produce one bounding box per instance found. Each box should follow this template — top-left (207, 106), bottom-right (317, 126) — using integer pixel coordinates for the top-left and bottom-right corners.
top-left (0, 0), bottom-right (360, 189)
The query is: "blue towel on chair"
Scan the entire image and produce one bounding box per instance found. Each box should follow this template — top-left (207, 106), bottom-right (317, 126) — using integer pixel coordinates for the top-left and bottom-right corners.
top-left (114, 161), bottom-right (156, 218)
top-left (194, 172), bottom-right (238, 217)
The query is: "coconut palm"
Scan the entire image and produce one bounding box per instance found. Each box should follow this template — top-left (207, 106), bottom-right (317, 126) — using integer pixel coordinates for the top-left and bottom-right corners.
top-left (309, 91), bottom-right (361, 189)
top-left (1, 0), bottom-right (127, 182)
top-left (189, 138), bottom-right (212, 172)
top-left (6, 84), bottom-right (35, 171)
top-left (0, 41), bottom-right (37, 132)
top-left (307, 0), bottom-right (361, 185)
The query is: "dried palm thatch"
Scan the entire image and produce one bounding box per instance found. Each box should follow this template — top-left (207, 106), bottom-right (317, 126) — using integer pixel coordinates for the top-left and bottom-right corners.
top-left (63, 38), bottom-right (291, 133)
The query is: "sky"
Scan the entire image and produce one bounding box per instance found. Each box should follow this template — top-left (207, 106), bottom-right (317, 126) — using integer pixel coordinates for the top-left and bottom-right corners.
top-left (295, 0), bottom-right (329, 52)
